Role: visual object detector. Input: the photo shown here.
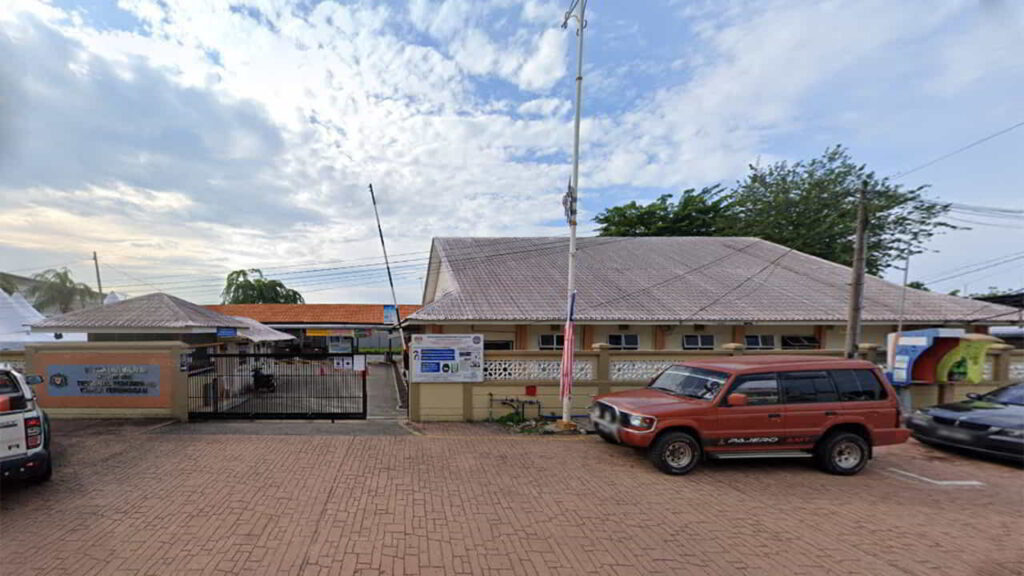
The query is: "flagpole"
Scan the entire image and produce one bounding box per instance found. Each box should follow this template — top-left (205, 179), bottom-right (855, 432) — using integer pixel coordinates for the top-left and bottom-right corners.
top-left (560, 0), bottom-right (586, 426)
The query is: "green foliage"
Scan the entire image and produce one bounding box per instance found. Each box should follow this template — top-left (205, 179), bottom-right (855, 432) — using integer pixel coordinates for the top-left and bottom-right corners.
top-left (906, 281), bottom-right (929, 291)
top-left (221, 269), bottom-right (305, 305)
top-left (0, 275), bottom-right (18, 296)
top-left (593, 185), bottom-right (733, 237)
top-left (495, 411), bottom-right (528, 426)
top-left (28, 268), bottom-right (97, 313)
top-left (595, 146), bottom-right (959, 275)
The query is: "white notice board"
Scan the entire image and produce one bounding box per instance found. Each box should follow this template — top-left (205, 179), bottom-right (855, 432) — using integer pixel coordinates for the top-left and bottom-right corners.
top-left (410, 334), bottom-right (484, 382)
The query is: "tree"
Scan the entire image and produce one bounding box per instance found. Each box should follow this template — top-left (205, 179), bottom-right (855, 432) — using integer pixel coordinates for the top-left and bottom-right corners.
top-left (594, 185), bottom-right (733, 236)
top-left (0, 274), bottom-right (17, 296)
top-left (906, 281), bottom-right (929, 291)
top-left (594, 146), bottom-right (958, 275)
top-left (221, 269), bottom-right (305, 304)
top-left (28, 268), bottom-right (97, 313)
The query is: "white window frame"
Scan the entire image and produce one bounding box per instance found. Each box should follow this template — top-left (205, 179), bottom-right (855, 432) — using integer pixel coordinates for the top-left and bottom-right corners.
top-left (538, 334), bottom-right (565, 350)
top-left (683, 334), bottom-right (715, 350)
top-left (781, 335), bottom-right (820, 350)
top-left (745, 334), bottom-right (776, 350)
top-left (608, 333), bottom-right (639, 350)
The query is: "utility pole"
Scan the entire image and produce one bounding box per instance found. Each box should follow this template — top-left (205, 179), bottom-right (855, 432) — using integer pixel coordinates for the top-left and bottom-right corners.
top-left (368, 184), bottom-right (407, 355)
top-left (92, 251), bottom-right (104, 304)
top-left (893, 247), bottom-right (912, 409)
top-left (844, 185), bottom-right (869, 359)
top-left (559, 0), bottom-right (586, 426)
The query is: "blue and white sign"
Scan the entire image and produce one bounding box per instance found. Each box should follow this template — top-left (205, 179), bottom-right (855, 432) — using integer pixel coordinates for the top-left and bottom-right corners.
top-left (383, 305), bottom-right (399, 325)
top-left (886, 328), bottom-right (964, 387)
top-left (47, 364), bottom-right (161, 397)
top-left (410, 334), bottom-right (483, 383)
top-left (216, 327), bottom-right (238, 338)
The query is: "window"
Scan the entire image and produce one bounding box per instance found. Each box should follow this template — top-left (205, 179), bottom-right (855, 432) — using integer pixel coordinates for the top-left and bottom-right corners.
top-left (781, 335), bottom-right (820, 350)
top-left (683, 334), bottom-right (715, 350)
top-left (0, 373), bottom-right (18, 395)
top-left (729, 374), bottom-right (779, 405)
top-left (830, 369), bottom-right (887, 401)
top-left (744, 335), bottom-right (775, 350)
top-left (649, 366), bottom-right (728, 401)
top-left (538, 334), bottom-right (564, 350)
top-left (779, 371), bottom-right (839, 403)
top-left (608, 333), bottom-right (639, 350)
top-left (484, 340), bottom-right (513, 351)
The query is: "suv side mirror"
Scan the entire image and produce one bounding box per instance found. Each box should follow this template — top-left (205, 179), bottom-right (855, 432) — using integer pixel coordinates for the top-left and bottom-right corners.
top-left (25, 375), bottom-right (43, 386)
top-left (727, 393), bottom-right (748, 406)
top-left (965, 392), bottom-right (982, 401)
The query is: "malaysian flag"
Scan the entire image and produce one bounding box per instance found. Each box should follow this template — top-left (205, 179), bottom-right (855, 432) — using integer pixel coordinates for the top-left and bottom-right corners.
top-left (559, 290), bottom-right (577, 401)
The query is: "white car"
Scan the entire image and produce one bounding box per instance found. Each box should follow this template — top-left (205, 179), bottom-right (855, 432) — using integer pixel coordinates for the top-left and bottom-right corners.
top-left (1, 367), bottom-right (52, 483)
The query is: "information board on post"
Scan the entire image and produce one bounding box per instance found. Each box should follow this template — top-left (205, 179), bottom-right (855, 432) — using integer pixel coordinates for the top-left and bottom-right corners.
top-left (409, 334), bottom-right (483, 383)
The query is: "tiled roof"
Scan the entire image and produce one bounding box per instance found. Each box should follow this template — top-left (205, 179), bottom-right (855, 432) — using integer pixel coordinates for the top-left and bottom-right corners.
top-left (32, 293), bottom-right (249, 330)
top-left (207, 304), bottom-right (420, 325)
top-left (408, 237), bottom-right (1020, 324)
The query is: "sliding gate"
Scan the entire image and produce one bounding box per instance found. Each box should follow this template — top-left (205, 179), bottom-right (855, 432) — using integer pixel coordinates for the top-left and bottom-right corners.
top-left (188, 353), bottom-right (366, 420)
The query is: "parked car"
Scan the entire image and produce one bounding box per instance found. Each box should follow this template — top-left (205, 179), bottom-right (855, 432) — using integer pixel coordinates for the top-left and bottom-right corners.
top-left (590, 356), bottom-right (908, 476)
top-left (0, 367), bottom-right (52, 483)
top-left (906, 382), bottom-right (1024, 462)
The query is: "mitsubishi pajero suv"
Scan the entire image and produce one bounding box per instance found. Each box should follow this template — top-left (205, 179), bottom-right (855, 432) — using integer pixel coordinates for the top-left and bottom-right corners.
top-left (590, 356), bottom-right (909, 475)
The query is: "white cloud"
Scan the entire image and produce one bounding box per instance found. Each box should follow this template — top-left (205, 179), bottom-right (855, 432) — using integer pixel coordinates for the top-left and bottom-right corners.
top-left (1, 0), bottom-right (1021, 302)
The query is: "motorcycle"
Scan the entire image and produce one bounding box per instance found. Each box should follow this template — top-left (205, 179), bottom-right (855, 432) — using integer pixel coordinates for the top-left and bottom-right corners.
top-left (252, 365), bottom-right (276, 393)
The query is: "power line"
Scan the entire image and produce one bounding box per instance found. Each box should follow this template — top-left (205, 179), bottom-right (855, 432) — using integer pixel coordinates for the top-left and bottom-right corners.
top-left (892, 119), bottom-right (1024, 180)
top-left (919, 249), bottom-right (1024, 280)
top-left (923, 254), bottom-right (1024, 286)
top-left (678, 248), bottom-right (796, 322)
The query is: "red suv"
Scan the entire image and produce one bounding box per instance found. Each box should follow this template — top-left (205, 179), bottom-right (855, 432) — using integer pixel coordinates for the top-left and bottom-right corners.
top-left (590, 357), bottom-right (909, 475)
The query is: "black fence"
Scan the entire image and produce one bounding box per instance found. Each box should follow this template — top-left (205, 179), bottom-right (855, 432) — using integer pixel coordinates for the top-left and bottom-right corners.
top-left (188, 353), bottom-right (366, 420)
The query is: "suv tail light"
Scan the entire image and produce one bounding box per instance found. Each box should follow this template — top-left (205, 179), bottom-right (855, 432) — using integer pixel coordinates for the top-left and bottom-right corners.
top-left (24, 416), bottom-right (42, 449)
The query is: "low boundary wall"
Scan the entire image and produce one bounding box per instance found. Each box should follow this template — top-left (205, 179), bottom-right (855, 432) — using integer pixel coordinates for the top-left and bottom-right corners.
top-left (24, 342), bottom-right (189, 421)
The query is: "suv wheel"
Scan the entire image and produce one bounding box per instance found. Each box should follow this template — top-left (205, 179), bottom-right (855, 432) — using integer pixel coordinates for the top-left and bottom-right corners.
top-left (818, 432), bottom-right (869, 475)
top-left (649, 431), bottom-right (701, 475)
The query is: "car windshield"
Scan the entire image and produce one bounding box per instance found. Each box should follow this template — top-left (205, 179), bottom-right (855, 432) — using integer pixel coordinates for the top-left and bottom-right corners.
top-left (981, 383), bottom-right (1024, 406)
top-left (649, 366), bottom-right (728, 401)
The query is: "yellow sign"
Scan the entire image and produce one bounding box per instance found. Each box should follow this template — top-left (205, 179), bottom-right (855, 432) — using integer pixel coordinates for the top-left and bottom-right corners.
top-left (305, 329), bottom-right (355, 337)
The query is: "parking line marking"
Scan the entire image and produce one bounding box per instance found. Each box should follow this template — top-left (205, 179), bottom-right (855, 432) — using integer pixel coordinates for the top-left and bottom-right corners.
top-left (886, 468), bottom-right (985, 487)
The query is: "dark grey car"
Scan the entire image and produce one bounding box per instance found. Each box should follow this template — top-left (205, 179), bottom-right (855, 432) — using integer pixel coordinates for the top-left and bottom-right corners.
top-left (907, 382), bottom-right (1024, 462)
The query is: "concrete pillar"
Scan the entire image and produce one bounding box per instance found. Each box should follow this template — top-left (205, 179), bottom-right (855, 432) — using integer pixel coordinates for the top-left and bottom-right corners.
top-left (593, 343), bottom-right (610, 395)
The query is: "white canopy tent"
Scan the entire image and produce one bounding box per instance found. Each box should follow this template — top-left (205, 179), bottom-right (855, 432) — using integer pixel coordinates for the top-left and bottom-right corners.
top-left (0, 291), bottom-right (85, 350)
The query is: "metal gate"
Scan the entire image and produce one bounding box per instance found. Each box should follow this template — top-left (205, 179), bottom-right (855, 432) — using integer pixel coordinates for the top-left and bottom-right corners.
top-left (188, 353), bottom-right (366, 420)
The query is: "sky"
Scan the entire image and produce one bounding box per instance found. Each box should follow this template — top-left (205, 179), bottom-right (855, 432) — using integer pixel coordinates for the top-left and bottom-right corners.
top-left (0, 0), bottom-right (1021, 305)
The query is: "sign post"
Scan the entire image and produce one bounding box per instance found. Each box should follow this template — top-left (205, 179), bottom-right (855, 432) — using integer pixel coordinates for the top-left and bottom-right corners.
top-left (408, 334), bottom-right (484, 383)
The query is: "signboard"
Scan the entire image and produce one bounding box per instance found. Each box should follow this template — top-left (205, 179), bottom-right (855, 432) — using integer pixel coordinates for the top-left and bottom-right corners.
top-left (383, 305), bottom-right (398, 324)
top-left (887, 328), bottom-right (964, 386)
top-left (409, 334), bottom-right (483, 383)
top-left (47, 364), bottom-right (160, 397)
top-left (216, 327), bottom-right (238, 338)
top-left (332, 355), bottom-right (367, 372)
top-left (307, 328), bottom-right (355, 337)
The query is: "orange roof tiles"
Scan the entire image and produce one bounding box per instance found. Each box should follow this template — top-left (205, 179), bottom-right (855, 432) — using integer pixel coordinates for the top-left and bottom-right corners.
top-left (206, 304), bottom-right (420, 325)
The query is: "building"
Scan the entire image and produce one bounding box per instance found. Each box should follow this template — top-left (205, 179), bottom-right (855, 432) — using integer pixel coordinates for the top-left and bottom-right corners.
top-left (406, 237), bottom-right (1020, 351)
top-left (206, 304), bottom-right (421, 352)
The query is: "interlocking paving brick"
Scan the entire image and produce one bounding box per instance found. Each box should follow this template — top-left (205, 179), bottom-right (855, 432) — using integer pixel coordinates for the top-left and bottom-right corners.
top-left (1, 425), bottom-right (1021, 575)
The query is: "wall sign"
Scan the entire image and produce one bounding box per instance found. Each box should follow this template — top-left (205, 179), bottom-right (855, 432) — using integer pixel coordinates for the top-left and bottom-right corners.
top-left (410, 334), bottom-right (483, 383)
top-left (216, 327), bottom-right (238, 338)
top-left (47, 364), bottom-right (160, 397)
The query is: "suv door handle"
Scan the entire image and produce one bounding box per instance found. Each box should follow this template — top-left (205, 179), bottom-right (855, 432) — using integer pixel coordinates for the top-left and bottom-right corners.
top-left (767, 413), bottom-right (782, 419)
top-left (825, 411), bottom-right (838, 416)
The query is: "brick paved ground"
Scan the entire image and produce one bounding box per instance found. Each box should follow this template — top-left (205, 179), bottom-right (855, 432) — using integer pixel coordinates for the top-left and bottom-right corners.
top-left (1, 422), bottom-right (1021, 576)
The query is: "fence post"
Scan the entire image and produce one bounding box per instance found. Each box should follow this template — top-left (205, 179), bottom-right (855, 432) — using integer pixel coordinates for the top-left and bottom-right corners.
top-left (722, 343), bottom-right (745, 356)
top-left (990, 344), bottom-right (1014, 383)
top-left (856, 343), bottom-right (880, 364)
top-left (593, 343), bottom-right (610, 395)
